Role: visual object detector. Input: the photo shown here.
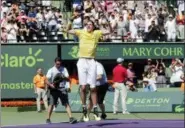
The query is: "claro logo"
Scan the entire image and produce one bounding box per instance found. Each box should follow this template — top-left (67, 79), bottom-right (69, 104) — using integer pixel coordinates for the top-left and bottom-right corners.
top-left (1, 48), bottom-right (44, 68)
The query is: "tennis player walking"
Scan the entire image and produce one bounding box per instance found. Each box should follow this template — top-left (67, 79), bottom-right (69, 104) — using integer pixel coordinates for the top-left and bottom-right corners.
top-left (64, 20), bottom-right (111, 121)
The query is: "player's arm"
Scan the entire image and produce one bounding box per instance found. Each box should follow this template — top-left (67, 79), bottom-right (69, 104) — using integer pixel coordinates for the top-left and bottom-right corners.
top-left (124, 68), bottom-right (128, 82)
top-left (97, 64), bottom-right (103, 80)
top-left (97, 74), bottom-right (103, 80)
top-left (103, 22), bottom-right (112, 35)
top-left (64, 68), bottom-right (71, 92)
top-left (46, 69), bottom-right (55, 88)
top-left (63, 29), bottom-right (82, 38)
top-left (63, 29), bottom-right (76, 35)
top-left (176, 58), bottom-right (184, 67)
top-left (64, 68), bottom-right (70, 81)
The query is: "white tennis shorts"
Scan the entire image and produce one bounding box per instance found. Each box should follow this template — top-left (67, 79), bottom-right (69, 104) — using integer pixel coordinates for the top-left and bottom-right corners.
top-left (77, 58), bottom-right (97, 88)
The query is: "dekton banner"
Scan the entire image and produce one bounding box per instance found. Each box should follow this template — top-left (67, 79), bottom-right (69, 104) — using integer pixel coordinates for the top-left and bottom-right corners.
top-left (55, 92), bottom-right (184, 112)
top-left (1, 45), bottom-right (57, 99)
top-left (61, 43), bottom-right (185, 60)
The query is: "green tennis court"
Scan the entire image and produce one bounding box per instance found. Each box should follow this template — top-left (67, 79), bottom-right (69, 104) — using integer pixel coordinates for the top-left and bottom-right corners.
top-left (1, 111), bottom-right (184, 127)
top-left (1, 87), bottom-right (184, 127)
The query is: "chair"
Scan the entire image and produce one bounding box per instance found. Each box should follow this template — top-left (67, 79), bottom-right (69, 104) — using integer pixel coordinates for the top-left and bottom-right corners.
top-left (57, 31), bottom-right (64, 41)
top-left (49, 36), bottom-right (58, 42)
top-left (32, 34), bottom-right (38, 42)
top-left (39, 36), bottom-right (48, 42)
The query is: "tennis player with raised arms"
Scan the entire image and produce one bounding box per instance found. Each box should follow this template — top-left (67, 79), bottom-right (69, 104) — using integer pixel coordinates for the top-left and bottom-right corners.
top-left (64, 20), bottom-right (111, 121)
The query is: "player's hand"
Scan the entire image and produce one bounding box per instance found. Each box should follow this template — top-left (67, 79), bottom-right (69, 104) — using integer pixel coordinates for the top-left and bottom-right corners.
top-left (49, 84), bottom-right (55, 89)
top-left (156, 60), bottom-right (159, 64)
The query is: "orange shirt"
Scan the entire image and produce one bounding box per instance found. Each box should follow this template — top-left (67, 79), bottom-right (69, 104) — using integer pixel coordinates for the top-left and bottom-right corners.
top-left (33, 74), bottom-right (47, 88)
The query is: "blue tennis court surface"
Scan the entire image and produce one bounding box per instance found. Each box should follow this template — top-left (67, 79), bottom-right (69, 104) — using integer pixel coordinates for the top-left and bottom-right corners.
top-left (2, 119), bottom-right (184, 128)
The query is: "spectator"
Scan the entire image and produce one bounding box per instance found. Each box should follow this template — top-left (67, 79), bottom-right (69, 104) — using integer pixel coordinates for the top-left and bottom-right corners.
top-left (147, 20), bottom-right (160, 42)
top-left (156, 59), bottom-right (167, 88)
top-left (112, 58), bottom-right (130, 115)
top-left (16, 10), bottom-right (28, 24)
top-left (71, 10), bottom-right (83, 42)
top-left (28, 7), bottom-right (36, 18)
top-left (18, 23), bottom-right (29, 42)
top-left (143, 78), bottom-right (155, 92)
top-left (1, 27), bottom-right (7, 43)
top-left (84, 0), bottom-right (93, 14)
top-left (27, 18), bottom-right (39, 41)
top-left (146, 65), bottom-right (158, 91)
top-left (165, 14), bottom-right (176, 42)
top-left (0, 0), bottom-right (184, 43)
top-left (127, 63), bottom-right (136, 84)
top-left (136, 30), bottom-right (144, 43)
top-left (176, 10), bottom-right (185, 41)
top-left (170, 58), bottom-right (184, 87)
top-left (144, 14), bottom-right (156, 40)
top-left (35, 9), bottom-right (45, 30)
top-left (157, 8), bottom-right (165, 27)
top-left (83, 15), bottom-right (90, 28)
top-left (159, 26), bottom-right (167, 42)
top-left (1, 1), bottom-right (9, 18)
top-left (144, 59), bottom-right (152, 73)
top-left (47, 9), bottom-right (58, 32)
top-left (33, 68), bottom-right (49, 112)
top-left (126, 81), bottom-right (138, 92)
top-left (42, 0), bottom-right (51, 7)
top-left (129, 15), bottom-right (139, 41)
top-left (6, 18), bottom-right (18, 43)
top-left (116, 15), bottom-right (127, 37)
top-left (28, 0), bottom-right (36, 7)
top-left (19, 2), bottom-right (27, 12)
top-left (1, 12), bottom-right (8, 28)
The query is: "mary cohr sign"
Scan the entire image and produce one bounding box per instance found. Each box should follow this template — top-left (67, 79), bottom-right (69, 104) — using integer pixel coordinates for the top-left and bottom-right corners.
top-left (61, 44), bottom-right (184, 60)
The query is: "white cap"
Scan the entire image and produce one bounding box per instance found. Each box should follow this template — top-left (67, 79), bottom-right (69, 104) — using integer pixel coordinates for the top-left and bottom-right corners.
top-left (117, 58), bottom-right (124, 63)
top-left (143, 78), bottom-right (149, 82)
top-left (169, 14), bottom-right (173, 17)
top-left (148, 58), bottom-right (152, 61)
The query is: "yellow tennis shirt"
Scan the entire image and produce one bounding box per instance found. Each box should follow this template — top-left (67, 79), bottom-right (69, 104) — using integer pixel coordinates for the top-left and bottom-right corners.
top-left (75, 29), bottom-right (103, 58)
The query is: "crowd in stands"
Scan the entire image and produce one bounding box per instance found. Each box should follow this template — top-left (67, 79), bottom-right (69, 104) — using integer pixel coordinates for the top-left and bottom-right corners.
top-left (126, 58), bottom-right (185, 92)
top-left (0, 0), bottom-right (65, 43)
top-left (1, 0), bottom-right (185, 43)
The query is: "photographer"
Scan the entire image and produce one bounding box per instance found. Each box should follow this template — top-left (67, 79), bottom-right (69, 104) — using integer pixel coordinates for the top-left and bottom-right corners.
top-left (46, 57), bottom-right (77, 124)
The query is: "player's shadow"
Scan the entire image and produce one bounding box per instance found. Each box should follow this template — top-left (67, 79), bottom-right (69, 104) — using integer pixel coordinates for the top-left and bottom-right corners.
top-left (104, 118), bottom-right (118, 120)
top-left (88, 121), bottom-right (139, 127)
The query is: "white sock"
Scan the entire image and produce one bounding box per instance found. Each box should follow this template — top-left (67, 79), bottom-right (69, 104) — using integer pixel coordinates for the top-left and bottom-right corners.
top-left (93, 105), bottom-right (97, 108)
